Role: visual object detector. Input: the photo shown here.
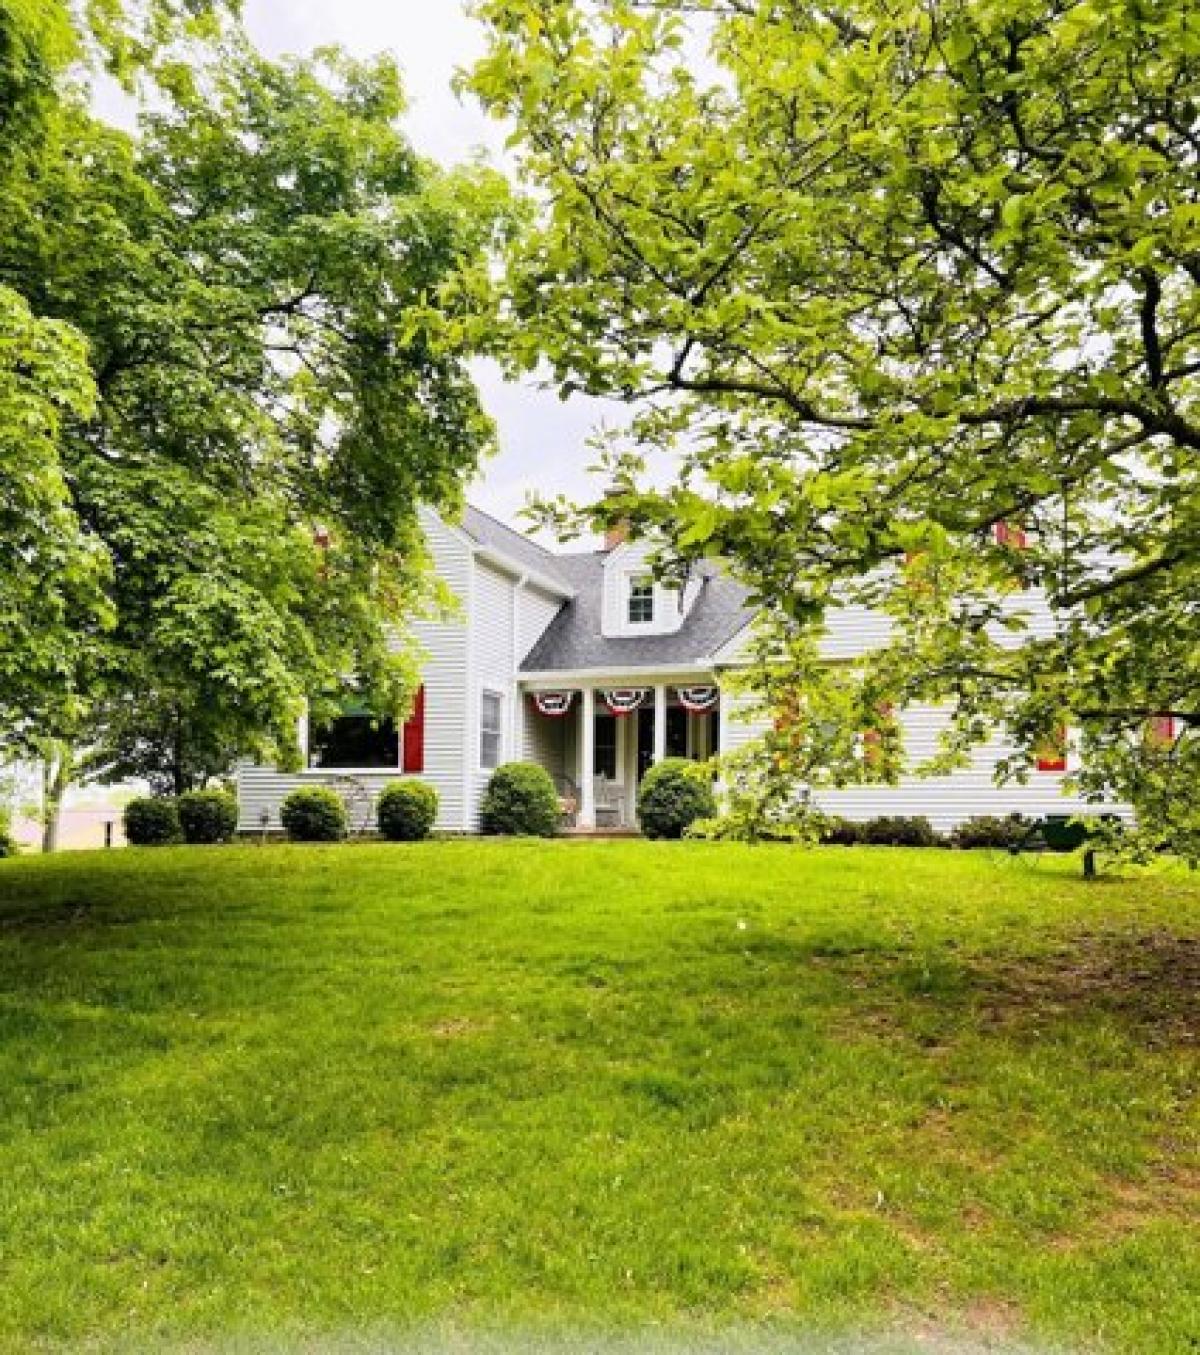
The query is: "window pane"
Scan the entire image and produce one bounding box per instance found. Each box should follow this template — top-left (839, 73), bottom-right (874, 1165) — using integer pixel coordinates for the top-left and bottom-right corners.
top-left (628, 577), bottom-right (654, 624)
top-left (665, 705), bottom-right (689, 758)
top-left (594, 715), bottom-right (617, 779)
top-left (481, 691), bottom-right (503, 768)
top-left (309, 715), bottom-right (399, 769)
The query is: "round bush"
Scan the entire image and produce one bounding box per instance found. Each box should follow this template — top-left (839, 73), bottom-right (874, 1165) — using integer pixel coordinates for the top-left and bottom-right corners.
top-left (377, 780), bottom-right (439, 842)
top-left (123, 796), bottom-right (182, 846)
top-left (0, 811), bottom-right (17, 859)
top-left (858, 815), bottom-right (939, 847)
top-left (178, 790), bottom-right (238, 845)
top-left (280, 786), bottom-right (347, 842)
top-left (480, 762), bottom-right (560, 837)
top-left (950, 814), bottom-right (1030, 851)
top-left (638, 758), bottom-right (717, 840)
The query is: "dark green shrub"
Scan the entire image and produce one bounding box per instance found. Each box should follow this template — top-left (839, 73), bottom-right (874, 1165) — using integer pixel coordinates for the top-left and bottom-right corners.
top-left (858, 815), bottom-right (939, 847)
top-left (377, 780), bottom-right (439, 841)
top-left (123, 796), bottom-right (182, 846)
top-left (638, 759), bottom-right (717, 840)
top-left (819, 816), bottom-right (863, 846)
top-left (950, 814), bottom-right (1030, 850)
top-left (480, 762), bottom-right (560, 837)
top-left (177, 790), bottom-right (238, 844)
top-left (280, 786), bottom-right (347, 842)
top-left (1040, 814), bottom-right (1092, 852)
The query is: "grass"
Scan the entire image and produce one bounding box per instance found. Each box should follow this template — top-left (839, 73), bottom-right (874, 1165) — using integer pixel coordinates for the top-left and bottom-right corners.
top-left (0, 841), bottom-right (1196, 1354)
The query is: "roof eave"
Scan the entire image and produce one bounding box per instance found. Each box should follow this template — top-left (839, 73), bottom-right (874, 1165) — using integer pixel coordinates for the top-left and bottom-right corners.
top-left (519, 660), bottom-right (719, 686)
top-left (470, 545), bottom-right (576, 600)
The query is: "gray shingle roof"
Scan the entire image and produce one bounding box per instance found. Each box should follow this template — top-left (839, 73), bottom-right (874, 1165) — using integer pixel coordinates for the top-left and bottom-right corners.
top-left (519, 553), bottom-right (755, 674)
top-left (460, 504), bottom-right (576, 594)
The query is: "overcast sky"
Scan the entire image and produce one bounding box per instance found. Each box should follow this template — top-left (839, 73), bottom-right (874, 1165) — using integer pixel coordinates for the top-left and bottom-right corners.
top-left (241, 0), bottom-right (626, 533)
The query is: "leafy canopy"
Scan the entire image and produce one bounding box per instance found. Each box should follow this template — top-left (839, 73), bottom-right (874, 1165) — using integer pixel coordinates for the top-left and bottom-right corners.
top-left (1, 2), bottom-right (508, 792)
top-left (470, 0), bottom-right (1200, 857)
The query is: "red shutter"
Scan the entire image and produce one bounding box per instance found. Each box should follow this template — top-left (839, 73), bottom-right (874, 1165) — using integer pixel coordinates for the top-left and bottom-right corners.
top-left (402, 685), bottom-right (426, 774)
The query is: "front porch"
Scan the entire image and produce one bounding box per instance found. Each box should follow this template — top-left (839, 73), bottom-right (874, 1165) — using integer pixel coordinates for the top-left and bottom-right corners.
top-left (521, 679), bottom-right (722, 831)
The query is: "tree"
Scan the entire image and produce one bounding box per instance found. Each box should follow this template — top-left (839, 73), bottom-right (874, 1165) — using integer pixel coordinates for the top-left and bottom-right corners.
top-left (470, 0), bottom-right (1200, 857)
top-left (1, 8), bottom-right (507, 840)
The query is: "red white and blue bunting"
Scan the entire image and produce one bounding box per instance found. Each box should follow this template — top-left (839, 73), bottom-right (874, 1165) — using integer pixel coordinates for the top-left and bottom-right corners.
top-left (676, 685), bottom-right (720, 714)
top-left (531, 690), bottom-right (576, 718)
top-left (602, 688), bottom-right (649, 717)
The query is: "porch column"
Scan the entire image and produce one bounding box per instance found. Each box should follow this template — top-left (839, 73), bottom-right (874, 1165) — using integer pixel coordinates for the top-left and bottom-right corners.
top-left (653, 684), bottom-right (668, 765)
top-left (579, 687), bottom-right (596, 829)
top-left (512, 684), bottom-right (526, 764)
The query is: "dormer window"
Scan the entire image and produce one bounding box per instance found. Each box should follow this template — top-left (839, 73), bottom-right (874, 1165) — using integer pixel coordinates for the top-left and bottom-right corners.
top-left (628, 576), bottom-right (655, 625)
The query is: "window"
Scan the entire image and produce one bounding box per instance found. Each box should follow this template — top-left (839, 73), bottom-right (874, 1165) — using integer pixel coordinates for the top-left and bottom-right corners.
top-left (1036, 726), bottom-right (1068, 772)
top-left (993, 521), bottom-right (1028, 549)
top-left (309, 703), bottom-right (400, 770)
top-left (628, 576), bottom-right (654, 625)
top-left (480, 690), bottom-right (503, 769)
top-left (594, 714), bottom-right (618, 779)
top-left (1147, 715), bottom-right (1176, 749)
top-left (862, 702), bottom-right (895, 770)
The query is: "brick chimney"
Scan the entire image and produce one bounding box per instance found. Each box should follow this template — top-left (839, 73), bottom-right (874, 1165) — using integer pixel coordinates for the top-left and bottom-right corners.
top-left (601, 485), bottom-right (631, 551)
top-left (604, 519), bottom-right (630, 552)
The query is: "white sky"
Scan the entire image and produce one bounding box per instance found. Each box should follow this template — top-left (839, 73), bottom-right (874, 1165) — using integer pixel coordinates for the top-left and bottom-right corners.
top-left (242, 0), bottom-right (626, 533)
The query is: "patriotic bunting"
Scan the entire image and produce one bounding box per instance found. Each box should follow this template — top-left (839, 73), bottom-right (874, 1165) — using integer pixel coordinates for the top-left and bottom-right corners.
top-left (532, 691), bottom-right (576, 718)
top-left (602, 688), bottom-right (649, 716)
top-left (676, 685), bottom-right (719, 714)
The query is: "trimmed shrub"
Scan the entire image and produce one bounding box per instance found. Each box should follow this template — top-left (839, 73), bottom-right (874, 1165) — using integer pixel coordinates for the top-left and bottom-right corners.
top-left (178, 790), bottom-right (238, 845)
top-left (480, 762), bottom-right (560, 838)
top-left (638, 758), bottom-right (717, 841)
top-left (858, 815), bottom-right (939, 847)
top-left (950, 814), bottom-right (1030, 851)
top-left (123, 796), bottom-right (182, 846)
top-left (280, 786), bottom-right (347, 843)
top-left (377, 780), bottom-right (439, 842)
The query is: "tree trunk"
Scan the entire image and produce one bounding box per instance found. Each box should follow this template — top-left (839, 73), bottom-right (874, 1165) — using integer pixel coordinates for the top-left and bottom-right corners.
top-left (40, 743), bottom-right (74, 855)
top-left (172, 710), bottom-right (186, 798)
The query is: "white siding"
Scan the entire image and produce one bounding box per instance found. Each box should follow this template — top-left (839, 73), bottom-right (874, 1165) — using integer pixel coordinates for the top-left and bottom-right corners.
top-left (818, 603), bottom-right (893, 660)
top-left (466, 560), bottom-right (520, 827)
top-left (407, 512), bottom-right (473, 829)
top-left (522, 710), bottom-right (568, 785)
top-left (819, 585), bottom-right (1059, 661)
top-left (717, 699), bottom-right (1124, 832)
top-left (519, 584), bottom-right (562, 663)
top-left (717, 685), bottom-right (763, 760)
top-left (237, 509), bottom-right (474, 833)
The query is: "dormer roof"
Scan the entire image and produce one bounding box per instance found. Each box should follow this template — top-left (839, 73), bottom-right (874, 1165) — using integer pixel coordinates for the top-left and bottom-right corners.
top-left (519, 552), bottom-right (754, 674)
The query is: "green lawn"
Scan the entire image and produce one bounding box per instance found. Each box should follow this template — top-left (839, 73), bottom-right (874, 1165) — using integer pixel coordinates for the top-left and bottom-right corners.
top-left (0, 843), bottom-right (1196, 1354)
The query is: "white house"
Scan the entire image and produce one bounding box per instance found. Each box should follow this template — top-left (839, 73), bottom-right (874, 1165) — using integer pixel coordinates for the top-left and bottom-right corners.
top-left (237, 504), bottom-right (1110, 835)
